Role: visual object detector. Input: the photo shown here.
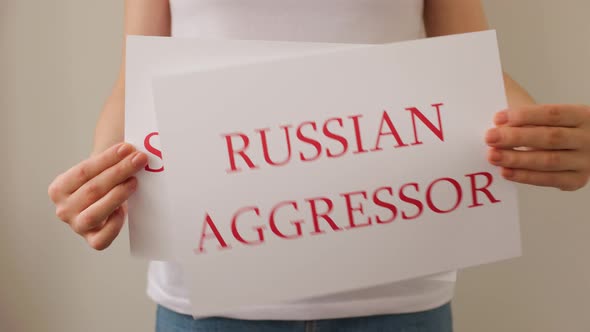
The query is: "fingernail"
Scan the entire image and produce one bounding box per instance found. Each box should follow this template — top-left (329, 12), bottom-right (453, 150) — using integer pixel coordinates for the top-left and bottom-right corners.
top-left (485, 128), bottom-right (501, 144)
top-left (494, 111), bottom-right (509, 125)
top-left (131, 152), bottom-right (146, 168)
top-left (117, 143), bottom-right (134, 157)
top-left (489, 150), bottom-right (503, 162)
top-left (502, 168), bottom-right (515, 179)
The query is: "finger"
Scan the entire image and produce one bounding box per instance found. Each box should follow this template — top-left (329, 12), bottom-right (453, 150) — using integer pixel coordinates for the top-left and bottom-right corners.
top-left (494, 104), bottom-right (590, 128)
top-left (49, 143), bottom-right (135, 201)
top-left (71, 177), bottom-right (137, 235)
top-left (488, 148), bottom-right (590, 172)
top-left (485, 126), bottom-right (586, 150)
top-left (501, 168), bottom-right (590, 191)
top-left (67, 151), bottom-right (147, 214)
top-left (85, 206), bottom-right (126, 251)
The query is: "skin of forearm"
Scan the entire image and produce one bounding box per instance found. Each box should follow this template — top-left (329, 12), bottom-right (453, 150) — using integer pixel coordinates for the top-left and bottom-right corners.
top-left (90, 0), bottom-right (171, 157)
top-left (503, 73), bottom-right (536, 108)
top-left (92, 80), bottom-right (125, 156)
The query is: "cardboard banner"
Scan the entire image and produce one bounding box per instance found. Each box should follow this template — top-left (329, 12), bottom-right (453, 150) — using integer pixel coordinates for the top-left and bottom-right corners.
top-left (151, 31), bottom-right (521, 315)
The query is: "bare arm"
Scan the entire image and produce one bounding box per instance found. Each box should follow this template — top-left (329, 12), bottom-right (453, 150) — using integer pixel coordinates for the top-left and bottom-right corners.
top-left (93, 0), bottom-right (171, 154)
top-left (423, 0), bottom-right (535, 108)
top-left (425, 0), bottom-right (589, 191)
top-left (49, 0), bottom-right (172, 250)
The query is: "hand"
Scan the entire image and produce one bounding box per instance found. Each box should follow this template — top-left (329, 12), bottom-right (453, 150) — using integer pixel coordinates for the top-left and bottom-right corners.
top-left (48, 143), bottom-right (148, 250)
top-left (485, 104), bottom-right (590, 191)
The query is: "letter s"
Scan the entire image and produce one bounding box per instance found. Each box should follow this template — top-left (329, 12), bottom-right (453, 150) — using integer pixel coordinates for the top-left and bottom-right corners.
top-left (144, 131), bottom-right (164, 172)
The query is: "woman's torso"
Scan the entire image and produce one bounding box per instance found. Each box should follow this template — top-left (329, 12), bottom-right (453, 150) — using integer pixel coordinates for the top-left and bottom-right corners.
top-left (170, 0), bottom-right (425, 43)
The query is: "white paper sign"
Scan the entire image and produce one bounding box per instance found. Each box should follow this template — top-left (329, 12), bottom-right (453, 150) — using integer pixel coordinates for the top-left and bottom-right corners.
top-left (125, 36), bottom-right (366, 259)
top-left (124, 37), bottom-right (456, 312)
top-left (152, 31), bottom-right (520, 315)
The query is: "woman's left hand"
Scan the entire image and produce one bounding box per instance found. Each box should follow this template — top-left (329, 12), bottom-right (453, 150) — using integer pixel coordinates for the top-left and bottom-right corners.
top-left (485, 104), bottom-right (590, 191)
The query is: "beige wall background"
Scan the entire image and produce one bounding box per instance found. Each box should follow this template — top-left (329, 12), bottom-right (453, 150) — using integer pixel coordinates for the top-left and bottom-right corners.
top-left (1, 0), bottom-right (588, 331)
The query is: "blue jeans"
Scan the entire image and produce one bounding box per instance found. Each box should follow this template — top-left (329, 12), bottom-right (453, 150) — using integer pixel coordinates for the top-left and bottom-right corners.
top-left (156, 303), bottom-right (453, 332)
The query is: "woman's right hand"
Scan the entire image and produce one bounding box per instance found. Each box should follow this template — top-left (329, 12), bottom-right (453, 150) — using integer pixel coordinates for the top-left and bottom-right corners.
top-left (48, 143), bottom-right (148, 250)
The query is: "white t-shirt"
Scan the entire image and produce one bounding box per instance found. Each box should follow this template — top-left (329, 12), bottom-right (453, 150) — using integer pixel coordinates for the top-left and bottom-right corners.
top-left (148, 0), bottom-right (455, 320)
